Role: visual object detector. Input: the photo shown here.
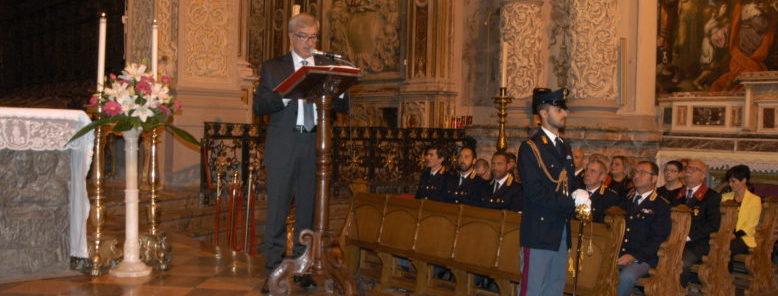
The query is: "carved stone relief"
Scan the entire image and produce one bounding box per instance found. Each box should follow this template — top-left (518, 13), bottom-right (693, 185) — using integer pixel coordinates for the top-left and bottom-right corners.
top-left (126, 0), bottom-right (154, 64)
top-left (155, 0), bottom-right (179, 81)
top-left (567, 0), bottom-right (619, 101)
top-left (550, 0), bottom-right (572, 88)
top-left (402, 100), bottom-right (426, 128)
top-left (181, 0), bottom-right (231, 78)
top-left (412, 3), bottom-right (428, 78)
top-left (501, 0), bottom-right (544, 99)
top-left (247, 0), bottom-right (267, 71)
top-left (349, 103), bottom-right (384, 127)
top-left (328, 0), bottom-right (401, 75)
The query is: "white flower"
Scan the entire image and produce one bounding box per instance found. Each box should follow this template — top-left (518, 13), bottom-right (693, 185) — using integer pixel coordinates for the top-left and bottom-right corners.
top-left (103, 81), bottom-right (130, 100)
top-left (118, 95), bottom-right (138, 116)
top-left (119, 63), bottom-right (148, 82)
top-left (132, 104), bottom-right (154, 122)
top-left (150, 83), bottom-right (171, 104)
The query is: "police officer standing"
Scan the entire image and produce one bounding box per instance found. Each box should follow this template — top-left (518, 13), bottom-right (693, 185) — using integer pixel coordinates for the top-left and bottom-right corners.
top-left (616, 161), bottom-right (671, 296)
top-left (518, 88), bottom-right (590, 296)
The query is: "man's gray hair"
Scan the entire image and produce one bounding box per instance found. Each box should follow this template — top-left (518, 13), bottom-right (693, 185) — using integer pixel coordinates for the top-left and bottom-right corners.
top-left (288, 13), bottom-right (319, 32)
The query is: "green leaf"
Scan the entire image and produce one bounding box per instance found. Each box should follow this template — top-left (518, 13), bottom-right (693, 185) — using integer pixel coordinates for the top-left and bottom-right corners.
top-left (113, 119), bottom-right (133, 132)
top-left (67, 117), bottom-right (119, 144)
top-left (166, 124), bottom-right (201, 147)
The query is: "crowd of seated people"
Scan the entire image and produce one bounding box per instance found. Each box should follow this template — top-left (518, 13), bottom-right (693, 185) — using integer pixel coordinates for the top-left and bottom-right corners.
top-left (411, 145), bottom-right (765, 295)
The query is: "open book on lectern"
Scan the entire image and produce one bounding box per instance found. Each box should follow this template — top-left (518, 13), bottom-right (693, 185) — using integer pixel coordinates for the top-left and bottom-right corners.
top-left (272, 65), bottom-right (362, 98)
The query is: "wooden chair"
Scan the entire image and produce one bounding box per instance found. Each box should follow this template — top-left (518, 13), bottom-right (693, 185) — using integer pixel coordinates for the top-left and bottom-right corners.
top-left (695, 200), bottom-right (739, 296)
top-left (742, 196), bottom-right (778, 296)
top-left (638, 205), bottom-right (692, 296)
top-left (412, 201), bottom-right (460, 295)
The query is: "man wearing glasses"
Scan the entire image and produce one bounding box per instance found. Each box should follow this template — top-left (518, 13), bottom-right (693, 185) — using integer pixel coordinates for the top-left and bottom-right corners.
top-left (253, 13), bottom-right (349, 293)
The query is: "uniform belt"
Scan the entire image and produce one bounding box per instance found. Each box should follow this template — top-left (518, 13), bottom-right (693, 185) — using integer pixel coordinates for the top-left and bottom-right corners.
top-left (292, 125), bottom-right (316, 133)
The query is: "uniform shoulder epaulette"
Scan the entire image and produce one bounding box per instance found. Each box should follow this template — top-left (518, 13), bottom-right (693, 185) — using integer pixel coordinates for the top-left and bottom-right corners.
top-left (505, 174), bottom-right (514, 186)
top-left (467, 170), bottom-right (477, 179)
top-left (660, 196), bottom-right (671, 204)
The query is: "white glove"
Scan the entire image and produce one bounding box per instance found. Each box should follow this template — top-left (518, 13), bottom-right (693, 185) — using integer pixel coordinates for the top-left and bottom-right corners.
top-left (572, 189), bottom-right (591, 207)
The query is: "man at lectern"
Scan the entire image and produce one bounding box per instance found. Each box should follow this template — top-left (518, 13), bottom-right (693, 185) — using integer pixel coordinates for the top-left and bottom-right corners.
top-left (252, 12), bottom-right (349, 292)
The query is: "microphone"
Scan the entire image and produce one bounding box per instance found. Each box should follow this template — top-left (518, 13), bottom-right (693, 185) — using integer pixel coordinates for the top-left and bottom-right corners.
top-left (312, 50), bottom-right (344, 60)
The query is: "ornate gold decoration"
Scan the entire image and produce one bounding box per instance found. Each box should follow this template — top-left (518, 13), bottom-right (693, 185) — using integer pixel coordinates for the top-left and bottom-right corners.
top-left (329, 0), bottom-right (401, 74)
top-left (181, 0), bottom-right (231, 78)
top-left (139, 127), bottom-right (172, 270)
top-left (567, 0), bottom-right (619, 101)
top-left (501, 0), bottom-right (545, 98)
top-left (493, 87), bottom-right (513, 151)
top-left (86, 105), bottom-right (120, 276)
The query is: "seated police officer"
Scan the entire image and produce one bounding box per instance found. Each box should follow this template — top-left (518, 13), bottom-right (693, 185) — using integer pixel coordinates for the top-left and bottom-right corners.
top-left (583, 159), bottom-right (623, 222)
top-left (616, 161), bottom-right (671, 296)
top-left (415, 145), bottom-right (452, 201)
top-left (447, 146), bottom-right (487, 205)
top-left (475, 151), bottom-right (523, 211)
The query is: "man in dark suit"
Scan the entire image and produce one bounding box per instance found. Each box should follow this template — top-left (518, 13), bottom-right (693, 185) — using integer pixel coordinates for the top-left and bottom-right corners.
top-left (677, 159), bottom-right (721, 286)
top-left (572, 148), bottom-right (586, 190)
top-left (518, 88), bottom-right (590, 296)
top-left (616, 161), bottom-right (671, 296)
top-left (415, 145), bottom-right (452, 201)
top-left (475, 151), bottom-right (522, 211)
top-left (447, 146), bottom-right (487, 205)
top-left (582, 159), bottom-right (623, 223)
top-left (252, 13), bottom-right (348, 291)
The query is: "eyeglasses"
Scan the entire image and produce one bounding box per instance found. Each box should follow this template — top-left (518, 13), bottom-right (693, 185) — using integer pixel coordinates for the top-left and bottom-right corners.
top-left (635, 170), bottom-right (656, 176)
top-left (293, 32), bottom-right (319, 41)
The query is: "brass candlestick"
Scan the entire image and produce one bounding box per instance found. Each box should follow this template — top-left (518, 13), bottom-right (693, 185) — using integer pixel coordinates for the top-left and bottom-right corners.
top-left (493, 87), bottom-right (513, 152)
top-left (139, 126), bottom-right (171, 270)
top-left (86, 104), bottom-right (120, 277)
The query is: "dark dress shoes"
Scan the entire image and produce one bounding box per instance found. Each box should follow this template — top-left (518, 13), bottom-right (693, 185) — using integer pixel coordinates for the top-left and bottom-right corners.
top-left (294, 274), bottom-right (316, 289)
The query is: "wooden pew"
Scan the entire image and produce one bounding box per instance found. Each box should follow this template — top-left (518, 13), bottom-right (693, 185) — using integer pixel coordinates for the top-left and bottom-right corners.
top-left (638, 205), bottom-right (693, 296)
top-left (564, 207), bottom-right (626, 296)
top-left (694, 200), bottom-right (739, 296)
top-left (340, 193), bottom-right (627, 296)
top-left (742, 196), bottom-right (778, 296)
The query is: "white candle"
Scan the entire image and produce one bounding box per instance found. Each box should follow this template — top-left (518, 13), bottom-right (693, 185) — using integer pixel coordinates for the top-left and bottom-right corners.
top-left (151, 20), bottom-right (158, 80)
top-left (97, 13), bottom-right (107, 92)
top-left (500, 41), bottom-right (508, 89)
top-left (292, 4), bottom-right (301, 17)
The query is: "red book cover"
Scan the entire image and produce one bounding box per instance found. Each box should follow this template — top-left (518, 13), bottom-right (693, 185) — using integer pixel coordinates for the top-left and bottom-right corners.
top-left (273, 65), bottom-right (361, 96)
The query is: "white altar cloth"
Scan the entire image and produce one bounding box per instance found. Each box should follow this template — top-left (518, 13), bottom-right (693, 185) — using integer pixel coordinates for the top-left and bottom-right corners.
top-left (0, 107), bottom-right (93, 258)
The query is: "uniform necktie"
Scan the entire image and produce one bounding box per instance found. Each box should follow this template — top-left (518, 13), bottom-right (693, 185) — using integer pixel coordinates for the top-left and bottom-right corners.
top-left (554, 137), bottom-right (564, 156)
top-left (686, 188), bottom-right (694, 200)
top-left (459, 175), bottom-right (464, 186)
top-left (300, 59), bottom-right (315, 131)
top-left (493, 181), bottom-right (499, 193)
top-left (633, 193), bottom-right (641, 207)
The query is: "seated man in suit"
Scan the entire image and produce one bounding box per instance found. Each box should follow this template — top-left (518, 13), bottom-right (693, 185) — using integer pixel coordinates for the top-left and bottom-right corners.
top-left (474, 158), bottom-right (491, 181)
top-left (676, 159), bottom-right (721, 286)
top-left (582, 159), bottom-right (623, 222)
top-left (616, 161), bottom-right (672, 296)
top-left (572, 148), bottom-right (586, 190)
top-left (447, 146), bottom-right (487, 205)
top-left (475, 151), bottom-right (523, 211)
top-left (415, 145), bottom-right (452, 201)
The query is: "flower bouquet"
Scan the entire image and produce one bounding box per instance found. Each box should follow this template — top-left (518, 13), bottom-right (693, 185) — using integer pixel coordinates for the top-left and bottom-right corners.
top-left (69, 63), bottom-right (199, 145)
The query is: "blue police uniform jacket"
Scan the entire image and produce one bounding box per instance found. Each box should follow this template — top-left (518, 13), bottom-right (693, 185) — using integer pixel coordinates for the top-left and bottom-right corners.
top-left (670, 185), bottom-right (722, 257)
top-left (415, 167), bottom-right (452, 202)
top-left (446, 169), bottom-right (488, 205)
top-left (589, 185), bottom-right (624, 223)
top-left (620, 190), bottom-right (672, 268)
top-left (518, 129), bottom-right (580, 251)
top-left (475, 174), bottom-right (523, 211)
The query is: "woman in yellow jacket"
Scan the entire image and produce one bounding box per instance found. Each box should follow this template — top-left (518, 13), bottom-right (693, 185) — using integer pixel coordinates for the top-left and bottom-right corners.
top-left (722, 165), bottom-right (761, 257)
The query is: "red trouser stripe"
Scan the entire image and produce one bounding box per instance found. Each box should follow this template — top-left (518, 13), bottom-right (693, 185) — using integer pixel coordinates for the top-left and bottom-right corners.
top-left (520, 247), bottom-right (530, 296)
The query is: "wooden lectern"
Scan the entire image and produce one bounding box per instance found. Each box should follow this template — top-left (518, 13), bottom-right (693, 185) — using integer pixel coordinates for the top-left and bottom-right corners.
top-left (267, 64), bottom-right (361, 295)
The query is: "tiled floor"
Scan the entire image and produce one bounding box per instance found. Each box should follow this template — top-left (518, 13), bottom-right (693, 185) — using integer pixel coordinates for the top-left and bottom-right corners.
top-left (0, 234), bottom-right (328, 296)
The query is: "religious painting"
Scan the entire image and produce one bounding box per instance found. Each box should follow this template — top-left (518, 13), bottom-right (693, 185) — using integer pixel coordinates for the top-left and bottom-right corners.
top-left (656, 0), bottom-right (778, 94)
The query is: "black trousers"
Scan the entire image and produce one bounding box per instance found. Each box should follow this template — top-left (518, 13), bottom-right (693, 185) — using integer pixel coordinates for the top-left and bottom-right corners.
top-left (260, 132), bottom-right (316, 272)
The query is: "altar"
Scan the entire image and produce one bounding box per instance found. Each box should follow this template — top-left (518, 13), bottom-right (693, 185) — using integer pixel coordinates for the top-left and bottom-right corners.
top-left (0, 107), bottom-right (93, 282)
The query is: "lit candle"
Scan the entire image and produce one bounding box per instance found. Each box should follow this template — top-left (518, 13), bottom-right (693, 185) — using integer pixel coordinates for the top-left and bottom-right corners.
top-left (292, 4), bottom-right (301, 17)
top-left (97, 13), bottom-right (107, 92)
top-left (151, 19), bottom-right (158, 80)
top-left (500, 41), bottom-right (508, 89)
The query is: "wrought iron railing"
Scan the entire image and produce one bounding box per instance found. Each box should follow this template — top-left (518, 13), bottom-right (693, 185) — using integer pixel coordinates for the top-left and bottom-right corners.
top-left (200, 122), bottom-right (469, 203)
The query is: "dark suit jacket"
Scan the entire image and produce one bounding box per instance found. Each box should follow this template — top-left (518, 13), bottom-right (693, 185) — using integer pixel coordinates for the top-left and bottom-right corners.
top-left (673, 185), bottom-right (722, 257)
top-left (415, 167), bottom-right (452, 202)
top-left (605, 175), bottom-right (634, 199)
top-left (475, 174), bottom-right (523, 211)
top-left (446, 170), bottom-right (488, 206)
top-left (589, 185), bottom-right (623, 223)
top-left (518, 129), bottom-right (579, 251)
top-left (252, 52), bottom-right (349, 168)
top-left (620, 190), bottom-right (672, 268)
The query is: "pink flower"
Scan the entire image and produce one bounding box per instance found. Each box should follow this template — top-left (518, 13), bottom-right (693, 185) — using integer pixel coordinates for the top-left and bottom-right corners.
top-left (89, 95), bottom-right (99, 106)
top-left (140, 76), bottom-right (155, 84)
top-left (109, 73), bottom-right (117, 80)
top-left (159, 104), bottom-right (172, 115)
top-left (104, 101), bottom-right (123, 116)
top-left (135, 82), bottom-right (152, 95)
top-left (173, 100), bottom-right (183, 110)
top-left (161, 76), bottom-right (170, 84)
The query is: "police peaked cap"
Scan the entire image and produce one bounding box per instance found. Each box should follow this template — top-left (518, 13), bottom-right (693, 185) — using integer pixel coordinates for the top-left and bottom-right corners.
top-left (532, 87), bottom-right (569, 114)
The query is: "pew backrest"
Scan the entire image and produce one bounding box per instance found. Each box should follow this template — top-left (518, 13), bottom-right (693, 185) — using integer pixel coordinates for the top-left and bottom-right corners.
top-left (640, 205), bottom-right (692, 296)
